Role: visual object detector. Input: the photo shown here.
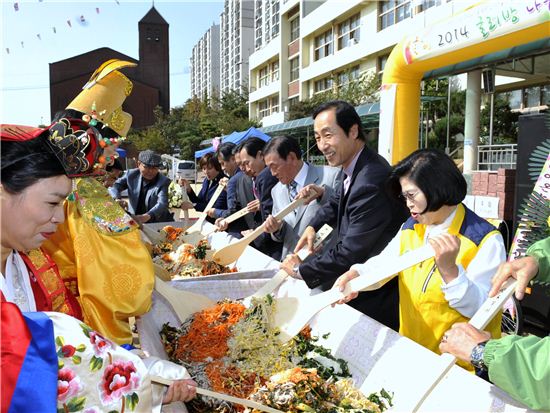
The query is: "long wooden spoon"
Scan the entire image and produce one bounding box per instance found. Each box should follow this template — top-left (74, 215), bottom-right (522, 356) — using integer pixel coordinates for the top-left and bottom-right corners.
top-left (243, 224), bottom-right (333, 305)
top-left (203, 204), bottom-right (256, 237)
top-left (185, 179), bottom-right (227, 234)
top-left (409, 279), bottom-right (518, 412)
top-left (213, 198), bottom-right (305, 266)
top-left (150, 376), bottom-right (284, 413)
top-left (154, 276), bottom-right (216, 322)
top-left (272, 244), bottom-right (436, 343)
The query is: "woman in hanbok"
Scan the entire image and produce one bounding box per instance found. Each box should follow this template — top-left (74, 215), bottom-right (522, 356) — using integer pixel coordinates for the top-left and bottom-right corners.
top-left (1, 120), bottom-right (196, 413)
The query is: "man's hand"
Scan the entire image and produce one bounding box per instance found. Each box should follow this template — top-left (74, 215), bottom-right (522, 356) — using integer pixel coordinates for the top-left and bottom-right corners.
top-left (333, 269), bottom-right (360, 304)
top-left (116, 198), bottom-right (128, 210)
top-left (241, 229), bottom-right (253, 237)
top-left (439, 323), bottom-right (491, 363)
top-left (281, 254), bottom-right (302, 279)
top-left (264, 214), bottom-right (282, 233)
top-left (220, 177), bottom-right (229, 187)
top-left (162, 378), bottom-right (197, 404)
top-left (134, 214), bottom-right (151, 224)
top-left (489, 256), bottom-right (539, 300)
top-left (294, 226), bottom-right (316, 254)
top-left (215, 217), bottom-right (228, 231)
top-left (206, 208), bottom-right (217, 218)
top-left (429, 233), bottom-right (460, 283)
top-left (297, 184), bottom-right (324, 204)
top-left (246, 199), bottom-right (260, 213)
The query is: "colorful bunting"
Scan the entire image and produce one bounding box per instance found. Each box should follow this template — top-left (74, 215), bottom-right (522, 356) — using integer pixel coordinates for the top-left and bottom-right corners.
top-left (13, 2), bottom-right (19, 11)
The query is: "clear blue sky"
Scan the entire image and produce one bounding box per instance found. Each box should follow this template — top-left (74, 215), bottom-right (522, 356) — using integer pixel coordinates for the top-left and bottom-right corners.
top-left (0, 0), bottom-right (223, 126)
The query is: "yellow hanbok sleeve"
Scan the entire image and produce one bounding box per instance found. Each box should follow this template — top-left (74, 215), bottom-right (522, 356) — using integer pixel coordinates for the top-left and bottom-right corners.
top-left (44, 178), bottom-right (154, 344)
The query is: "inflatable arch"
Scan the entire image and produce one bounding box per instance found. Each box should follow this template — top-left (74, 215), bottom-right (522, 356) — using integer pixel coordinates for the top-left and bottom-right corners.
top-left (379, 0), bottom-right (550, 164)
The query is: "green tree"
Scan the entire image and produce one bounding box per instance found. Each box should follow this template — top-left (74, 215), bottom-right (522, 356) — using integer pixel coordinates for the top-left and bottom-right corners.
top-left (480, 95), bottom-right (519, 144)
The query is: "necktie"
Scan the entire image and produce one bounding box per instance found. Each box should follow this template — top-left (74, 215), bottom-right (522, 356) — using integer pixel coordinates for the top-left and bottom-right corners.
top-left (288, 180), bottom-right (298, 202)
top-left (343, 174), bottom-right (351, 195)
top-left (252, 178), bottom-right (259, 199)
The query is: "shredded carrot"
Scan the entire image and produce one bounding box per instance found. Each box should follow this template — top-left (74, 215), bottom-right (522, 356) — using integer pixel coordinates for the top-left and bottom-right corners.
top-left (173, 302), bottom-right (246, 362)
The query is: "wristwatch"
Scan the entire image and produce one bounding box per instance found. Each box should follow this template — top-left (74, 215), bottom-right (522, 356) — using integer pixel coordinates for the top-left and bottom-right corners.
top-left (470, 341), bottom-right (488, 371)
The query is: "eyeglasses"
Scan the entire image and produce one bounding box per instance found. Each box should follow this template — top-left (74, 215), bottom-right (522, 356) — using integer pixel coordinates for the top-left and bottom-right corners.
top-left (399, 191), bottom-right (420, 203)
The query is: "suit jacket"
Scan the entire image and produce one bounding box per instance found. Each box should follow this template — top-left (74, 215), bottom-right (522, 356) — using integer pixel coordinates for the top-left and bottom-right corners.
top-left (271, 164), bottom-right (341, 258)
top-left (215, 169), bottom-right (259, 235)
top-left (300, 147), bottom-right (408, 330)
top-left (254, 167), bottom-right (282, 260)
top-left (110, 169), bottom-right (173, 223)
top-left (188, 172), bottom-right (228, 223)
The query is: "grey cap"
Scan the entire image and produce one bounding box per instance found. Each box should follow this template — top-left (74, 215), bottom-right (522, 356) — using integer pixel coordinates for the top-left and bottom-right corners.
top-left (138, 150), bottom-right (162, 167)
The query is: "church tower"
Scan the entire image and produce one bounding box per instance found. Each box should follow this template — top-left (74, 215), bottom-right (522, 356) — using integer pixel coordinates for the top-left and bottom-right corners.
top-left (138, 6), bottom-right (170, 113)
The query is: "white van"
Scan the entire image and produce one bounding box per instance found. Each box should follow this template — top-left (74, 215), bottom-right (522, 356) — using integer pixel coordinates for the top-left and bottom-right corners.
top-left (176, 160), bottom-right (196, 182)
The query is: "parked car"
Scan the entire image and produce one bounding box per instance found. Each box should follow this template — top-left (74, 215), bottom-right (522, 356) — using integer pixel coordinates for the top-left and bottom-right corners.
top-left (176, 160), bottom-right (196, 182)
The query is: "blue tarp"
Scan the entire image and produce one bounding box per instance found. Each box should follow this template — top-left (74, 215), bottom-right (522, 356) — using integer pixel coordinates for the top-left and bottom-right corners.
top-left (194, 127), bottom-right (271, 159)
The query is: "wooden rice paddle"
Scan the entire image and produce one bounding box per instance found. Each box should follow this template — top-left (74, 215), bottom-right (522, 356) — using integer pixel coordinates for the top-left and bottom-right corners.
top-left (243, 224), bottom-right (333, 305)
top-left (410, 279), bottom-right (518, 412)
top-left (154, 276), bottom-right (216, 322)
top-left (204, 204), bottom-right (256, 237)
top-left (185, 180), bottom-right (227, 234)
top-left (213, 198), bottom-right (306, 266)
top-left (272, 244), bottom-right (436, 343)
top-left (150, 376), bottom-right (284, 413)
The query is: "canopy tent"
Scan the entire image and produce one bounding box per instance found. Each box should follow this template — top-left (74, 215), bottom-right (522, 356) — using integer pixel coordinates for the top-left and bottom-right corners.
top-left (194, 127), bottom-right (271, 159)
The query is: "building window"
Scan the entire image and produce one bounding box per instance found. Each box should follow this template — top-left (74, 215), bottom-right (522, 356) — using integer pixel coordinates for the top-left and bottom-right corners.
top-left (338, 13), bottom-right (360, 50)
top-left (379, 0), bottom-right (411, 30)
top-left (420, 0), bottom-right (443, 12)
top-left (259, 100), bottom-right (270, 118)
top-left (271, 96), bottom-right (279, 113)
top-left (525, 86), bottom-right (541, 108)
top-left (542, 84), bottom-right (550, 106)
top-left (289, 57), bottom-right (299, 81)
top-left (271, 61), bottom-right (279, 81)
top-left (259, 66), bottom-right (270, 87)
top-left (288, 96), bottom-right (299, 109)
top-left (314, 29), bottom-right (333, 61)
top-left (337, 66), bottom-right (360, 87)
top-left (290, 16), bottom-right (300, 42)
top-left (314, 76), bottom-right (333, 94)
top-left (505, 90), bottom-right (522, 110)
top-left (377, 54), bottom-right (389, 73)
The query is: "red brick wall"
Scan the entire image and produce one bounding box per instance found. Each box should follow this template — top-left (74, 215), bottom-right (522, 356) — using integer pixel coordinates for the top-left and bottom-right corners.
top-left (472, 169), bottom-right (516, 220)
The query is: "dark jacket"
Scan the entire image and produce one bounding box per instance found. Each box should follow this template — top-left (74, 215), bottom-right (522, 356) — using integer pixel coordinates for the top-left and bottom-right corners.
top-left (253, 167), bottom-right (282, 260)
top-left (110, 168), bottom-right (173, 223)
top-left (300, 147), bottom-right (408, 330)
top-left (188, 171), bottom-right (228, 224)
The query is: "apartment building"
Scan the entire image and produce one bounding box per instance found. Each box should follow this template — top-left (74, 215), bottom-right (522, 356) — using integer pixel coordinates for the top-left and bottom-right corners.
top-left (190, 24), bottom-right (220, 100)
top-left (219, 0), bottom-right (255, 94)
top-left (248, 0), bottom-right (475, 126)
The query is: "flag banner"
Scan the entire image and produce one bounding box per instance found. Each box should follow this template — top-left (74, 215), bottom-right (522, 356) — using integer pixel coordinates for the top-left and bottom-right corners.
top-left (1, 302), bottom-right (58, 413)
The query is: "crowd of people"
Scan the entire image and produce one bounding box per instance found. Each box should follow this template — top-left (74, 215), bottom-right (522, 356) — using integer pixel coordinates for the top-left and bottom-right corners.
top-left (1, 59), bottom-right (548, 412)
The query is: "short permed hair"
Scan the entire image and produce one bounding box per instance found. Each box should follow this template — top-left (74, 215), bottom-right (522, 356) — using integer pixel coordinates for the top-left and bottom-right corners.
top-left (199, 152), bottom-right (222, 171)
top-left (387, 148), bottom-right (466, 214)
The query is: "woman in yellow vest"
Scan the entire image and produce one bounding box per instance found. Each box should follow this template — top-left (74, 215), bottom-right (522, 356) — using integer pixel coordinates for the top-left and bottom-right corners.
top-left (334, 149), bottom-right (506, 370)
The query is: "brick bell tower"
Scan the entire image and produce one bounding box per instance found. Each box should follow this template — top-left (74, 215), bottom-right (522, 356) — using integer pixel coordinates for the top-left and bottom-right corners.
top-left (138, 6), bottom-right (170, 113)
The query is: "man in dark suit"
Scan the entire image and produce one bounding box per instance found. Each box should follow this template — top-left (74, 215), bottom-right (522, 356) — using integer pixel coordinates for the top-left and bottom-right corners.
top-left (239, 137), bottom-right (282, 260)
top-left (263, 135), bottom-right (341, 258)
top-left (110, 149), bottom-right (173, 223)
top-left (281, 100), bottom-right (407, 331)
top-left (214, 142), bottom-right (256, 237)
